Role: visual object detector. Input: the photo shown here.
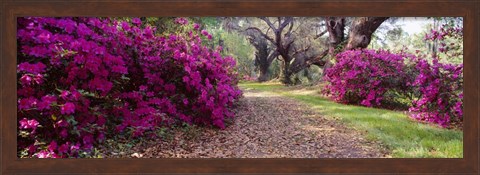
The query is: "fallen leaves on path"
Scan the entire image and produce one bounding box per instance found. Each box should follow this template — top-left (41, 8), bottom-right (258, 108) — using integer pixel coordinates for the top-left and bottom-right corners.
top-left (103, 89), bottom-right (390, 158)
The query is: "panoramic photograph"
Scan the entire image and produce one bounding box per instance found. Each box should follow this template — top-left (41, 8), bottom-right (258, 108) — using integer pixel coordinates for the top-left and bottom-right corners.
top-left (17, 17), bottom-right (463, 158)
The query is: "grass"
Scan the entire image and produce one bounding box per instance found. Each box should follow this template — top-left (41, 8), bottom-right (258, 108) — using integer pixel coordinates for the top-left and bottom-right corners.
top-left (238, 82), bottom-right (463, 158)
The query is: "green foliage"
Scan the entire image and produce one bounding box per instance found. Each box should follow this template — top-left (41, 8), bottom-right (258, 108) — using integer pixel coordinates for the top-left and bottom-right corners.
top-left (221, 32), bottom-right (255, 77)
top-left (202, 20), bottom-right (256, 78)
top-left (268, 59), bottom-right (282, 80)
top-left (292, 66), bottom-right (323, 85)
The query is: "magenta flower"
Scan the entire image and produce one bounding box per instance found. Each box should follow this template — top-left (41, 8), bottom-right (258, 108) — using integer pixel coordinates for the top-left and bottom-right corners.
top-left (169, 35), bottom-right (177, 41)
top-left (17, 62), bottom-right (46, 74)
top-left (34, 31), bottom-right (52, 44)
top-left (70, 143), bottom-right (80, 152)
top-left (60, 90), bottom-right (70, 100)
top-left (96, 115), bottom-right (106, 125)
top-left (146, 92), bottom-right (154, 97)
top-left (28, 145), bottom-right (37, 154)
top-left (61, 102), bottom-right (75, 115)
top-left (164, 84), bottom-right (176, 92)
top-left (201, 30), bottom-right (209, 36)
top-left (19, 118), bottom-right (40, 130)
top-left (193, 23), bottom-right (200, 30)
top-left (33, 74), bottom-right (44, 85)
top-left (37, 95), bottom-right (56, 110)
top-left (174, 17), bottom-right (188, 25)
top-left (58, 144), bottom-right (69, 153)
top-left (59, 129), bottom-right (68, 138)
top-left (111, 65), bottom-right (128, 74)
top-left (56, 120), bottom-right (69, 127)
top-left (47, 141), bottom-right (57, 152)
top-left (71, 90), bottom-right (82, 101)
top-left (131, 18), bottom-right (141, 25)
top-left (97, 133), bottom-right (105, 142)
top-left (19, 75), bottom-right (32, 85)
top-left (82, 134), bottom-right (94, 145)
top-left (139, 85), bottom-right (147, 91)
top-left (121, 21), bottom-right (131, 31)
top-left (36, 150), bottom-right (50, 158)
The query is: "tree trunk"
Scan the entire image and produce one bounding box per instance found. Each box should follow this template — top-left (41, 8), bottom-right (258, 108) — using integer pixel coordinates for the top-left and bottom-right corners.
top-left (321, 17), bottom-right (346, 79)
top-left (431, 18), bottom-right (439, 58)
top-left (280, 59), bottom-right (292, 85)
top-left (247, 30), bottom-right (278, 82)
top-left (326, 17), bottom-right (346, 54)
top-left (254, 43), bottom-right (270, 82)
top-left (257, 65), bottom-right (269, 82)
top-left (345, 17), bottom-right (389, 50)
top-left (320, 17), bottom-right (389, 80)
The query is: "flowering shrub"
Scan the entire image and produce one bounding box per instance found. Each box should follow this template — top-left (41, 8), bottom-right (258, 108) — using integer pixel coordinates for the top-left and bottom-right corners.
top-left (323, 49), bottom-right (463, 128)
top-left (17, 17), bottom-right (241, 158)
top-left (414, 19), bottom-right (463, 127)
top-left (323, 49), bottom-right (411, 107)
top-left (407, 58), bottom-right (463, 127)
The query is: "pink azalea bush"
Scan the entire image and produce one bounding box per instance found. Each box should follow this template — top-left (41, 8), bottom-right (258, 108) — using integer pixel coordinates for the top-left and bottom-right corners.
top-left (323, 49), bottom-right (411, 107)
top-left (17, 17), bottom-right (242, 158)
top-left (323, 49), bottom-right (463, 128)
top-left (407, 57), bottom-right (463, 127)
top-left (411, 19), bottom-right (463, 127)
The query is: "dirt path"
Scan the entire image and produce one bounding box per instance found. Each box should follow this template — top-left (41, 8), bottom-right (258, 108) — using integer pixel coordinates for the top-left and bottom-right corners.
top-left (105, 88), bottom-right (389, 158)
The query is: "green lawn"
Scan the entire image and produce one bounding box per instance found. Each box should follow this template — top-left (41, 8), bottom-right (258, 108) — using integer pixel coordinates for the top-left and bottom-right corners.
top-left (239, 82), bottom-right (463, 158)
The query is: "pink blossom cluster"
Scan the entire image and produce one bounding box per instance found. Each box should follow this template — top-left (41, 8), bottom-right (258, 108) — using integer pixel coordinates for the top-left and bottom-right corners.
top-left (407, 58), bottom-right (463, 127)
top-left (17, 17), bottom-right (242, 158)
top-left (424, 26), bottom-right (462, 41)
top-left (424, 24), bottom-right (463, 57)
top-left (323, 49), bottom-right (463, 127)
top-left (323, 49), bottom-right (410, 107)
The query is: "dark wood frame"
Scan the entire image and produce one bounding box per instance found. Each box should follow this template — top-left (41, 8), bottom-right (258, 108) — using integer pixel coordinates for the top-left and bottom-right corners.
top-left (1, 0), bottom-right (478, 174)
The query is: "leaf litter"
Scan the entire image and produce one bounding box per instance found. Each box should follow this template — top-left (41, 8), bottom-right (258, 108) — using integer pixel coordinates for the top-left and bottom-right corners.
top-left (102, 89), bottom-right (390, 158)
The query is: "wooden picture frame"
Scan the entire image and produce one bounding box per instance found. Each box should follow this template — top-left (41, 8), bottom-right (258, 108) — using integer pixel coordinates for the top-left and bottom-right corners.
top-left (1, 0), bottom-right (479, 174)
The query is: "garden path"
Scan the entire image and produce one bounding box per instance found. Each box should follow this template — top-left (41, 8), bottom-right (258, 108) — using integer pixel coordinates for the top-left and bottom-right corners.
top-left (105, 88), bottom-right (389, 158)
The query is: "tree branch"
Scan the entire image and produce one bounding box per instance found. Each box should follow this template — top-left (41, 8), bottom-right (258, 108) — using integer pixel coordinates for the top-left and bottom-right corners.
top-left (259, 17), bottom-right (277, 31)
top-left (314, 30), bottom-right (328, 39)
top-left (286, 19), bottom-right (294, 36)
top-left (286, 39), bottom-right (295, 51)
top-left (307, 49), bottom-right (329, 67)
top-left (290, 49), bottom-right (329, 74)
top-left (345, 17), bottom-right (389, 50)
top-left (245, 27), bottom-right (276, 44)
top-left (279, 17), bottom-right (294, 31)
top-left (293, 45), bottom-right (312, 57)
top-left (267, 51), bottom-right (279, 64)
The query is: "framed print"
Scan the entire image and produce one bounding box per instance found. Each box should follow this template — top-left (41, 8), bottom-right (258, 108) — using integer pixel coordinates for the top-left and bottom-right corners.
top-left (1, 0), bottom-right (479, 174)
